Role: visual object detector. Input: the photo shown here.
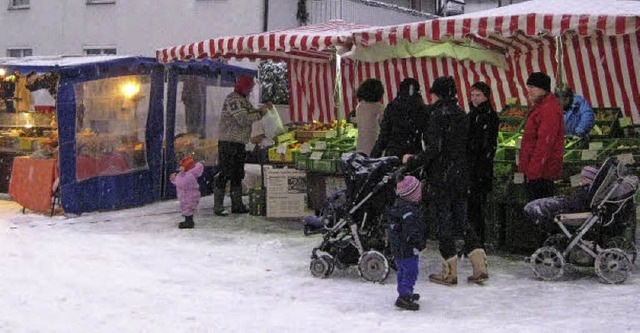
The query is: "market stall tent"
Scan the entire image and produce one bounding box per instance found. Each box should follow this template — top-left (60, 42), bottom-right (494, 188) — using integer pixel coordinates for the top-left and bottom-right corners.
top-left (0, 56), bottom-right (165, 215)
top-left (351, 0), bottom-right (640, 123)
top-left (163, 59), bottom-right (256, 199)
top-left (156, 20), bottom-right (371, 123)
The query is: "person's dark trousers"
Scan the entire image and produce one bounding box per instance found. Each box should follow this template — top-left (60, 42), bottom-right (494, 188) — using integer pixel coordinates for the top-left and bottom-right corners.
top-left (434, 189), bottom-right (482, 259)
top-left (525, 179), bottom-right (555, 202)
top-left (215, 141), bottom-right (247, 214)
top-left (216, 141), bottom-right (247, 190)
top-left (395, 256), bottom-right (419, 296)
top-left (468, 189), bottom-right (488, 245)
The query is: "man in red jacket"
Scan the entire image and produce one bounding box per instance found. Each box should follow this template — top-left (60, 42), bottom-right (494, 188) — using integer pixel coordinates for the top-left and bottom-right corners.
top-left (518, 72), bottom-right (565, 201)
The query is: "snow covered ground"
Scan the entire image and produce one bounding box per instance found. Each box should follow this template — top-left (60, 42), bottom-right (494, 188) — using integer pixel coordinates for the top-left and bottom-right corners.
top-left (0, 197), bottom-right (638, 333)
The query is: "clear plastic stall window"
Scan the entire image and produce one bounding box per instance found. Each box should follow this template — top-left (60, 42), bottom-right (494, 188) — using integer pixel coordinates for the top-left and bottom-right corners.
top-left (74, 75), bottom-right (150, 181)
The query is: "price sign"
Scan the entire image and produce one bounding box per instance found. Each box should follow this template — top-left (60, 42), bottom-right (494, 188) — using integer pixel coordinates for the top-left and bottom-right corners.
top-left (314, 141), bottom-right (327, 150)
top-left (300, 143), bottom-right (311, 153)
top-left (513, 172), bottom-right (525, 184)
top-left (581, 150), bottom-right (597, 160)
top-left (325, 130), bottom-right (337, 138)
top-left (310, 151), bottom-right (324, 160)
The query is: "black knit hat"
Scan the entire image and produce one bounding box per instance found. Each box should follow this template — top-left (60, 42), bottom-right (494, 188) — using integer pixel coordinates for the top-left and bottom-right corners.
top-left (526, 72), bottom-right (551, 92)
top-left (471, 82), bottom-right (491, 98)
top-left (430, 76), bottom-right (457, 99)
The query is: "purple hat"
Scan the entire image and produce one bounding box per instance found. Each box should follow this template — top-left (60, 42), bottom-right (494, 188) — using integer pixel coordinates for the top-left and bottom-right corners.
top-left (396, 175), bottom-right (422, 203)
top-left (581, 165), bottom-right (598, 184)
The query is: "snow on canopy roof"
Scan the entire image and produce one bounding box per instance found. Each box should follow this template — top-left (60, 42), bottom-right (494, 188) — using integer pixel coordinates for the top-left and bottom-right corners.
top-left (0, 55), bottom-right (159, 75)
top-left (0, 55), bottom-right (139, 68)
top-left (353, 0), bottom-right (640, 47)
top-left (156, 20), bottom-right (371, 64)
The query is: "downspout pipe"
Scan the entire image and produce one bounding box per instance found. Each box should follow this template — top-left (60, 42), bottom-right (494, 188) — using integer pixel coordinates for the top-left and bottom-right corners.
top-left (263, 0), bottom-right (269, 32)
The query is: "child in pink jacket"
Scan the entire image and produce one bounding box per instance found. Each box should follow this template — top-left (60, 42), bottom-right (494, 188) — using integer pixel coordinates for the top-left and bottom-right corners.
top-left (170, 156), bottom-right (204, 229)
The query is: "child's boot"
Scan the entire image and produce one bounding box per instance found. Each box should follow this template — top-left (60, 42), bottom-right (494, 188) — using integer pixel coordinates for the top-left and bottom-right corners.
top-left (395, 295), bottom-right (419, 311)
top-left (179, 215), bottom-right (194, 229)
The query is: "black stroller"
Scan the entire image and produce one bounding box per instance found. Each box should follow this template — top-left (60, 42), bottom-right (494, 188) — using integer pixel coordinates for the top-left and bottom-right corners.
top-left (530, 155), bottom-right (639, 284)
top-left (303, 152), bottom-right (403, 282)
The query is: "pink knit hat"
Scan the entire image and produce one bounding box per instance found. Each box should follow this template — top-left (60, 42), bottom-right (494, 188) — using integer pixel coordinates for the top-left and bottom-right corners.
top-left (396, 175), bottom-right (422, 203)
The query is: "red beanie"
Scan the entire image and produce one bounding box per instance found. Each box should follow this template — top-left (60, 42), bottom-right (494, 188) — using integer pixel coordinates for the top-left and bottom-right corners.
top-left (235, 75), bottom-right (255, 96)
top-left (180, 156), bottom-right (196, 172)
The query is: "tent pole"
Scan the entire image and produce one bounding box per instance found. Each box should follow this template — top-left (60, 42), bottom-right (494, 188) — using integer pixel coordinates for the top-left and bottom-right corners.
top-left (555, 35), bottom-right (564, 87)
top-left (332, 48), bottom-right (343, 137)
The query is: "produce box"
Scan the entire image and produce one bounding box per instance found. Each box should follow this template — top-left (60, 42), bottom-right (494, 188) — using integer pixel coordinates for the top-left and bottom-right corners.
top-left (308, 159), bottom-right (338, 173)
top-left (268, 144), bottom-right (300, 163)
top-left (275, 131), bottom-right (295, 144)
top-left (293, 151), bottom-right (310, 170)
top-left (498, 106), bottom-right (528, 133)
top-left (590, 108), bottom-right (622, 138)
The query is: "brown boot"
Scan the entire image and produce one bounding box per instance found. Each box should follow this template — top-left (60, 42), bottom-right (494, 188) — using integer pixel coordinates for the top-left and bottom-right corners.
top-left (429, 257), bottom-right (458, 286)
top-left (467, 248), bottom-right (489, 284)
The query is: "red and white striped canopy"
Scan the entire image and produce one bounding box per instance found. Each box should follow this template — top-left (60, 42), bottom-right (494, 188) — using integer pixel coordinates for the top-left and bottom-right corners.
top-left (157, 20), bottom-right (370, 64)
top-left (352, 0), bottom-right (640, 124)
top-left (157, 21), bottom-right (371, 123)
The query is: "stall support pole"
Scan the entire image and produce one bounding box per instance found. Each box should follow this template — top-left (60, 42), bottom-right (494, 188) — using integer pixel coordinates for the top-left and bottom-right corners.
top-left (555, 35), bottom-right (564, 86)
top-left (332, 48), bottom-right (343, 137)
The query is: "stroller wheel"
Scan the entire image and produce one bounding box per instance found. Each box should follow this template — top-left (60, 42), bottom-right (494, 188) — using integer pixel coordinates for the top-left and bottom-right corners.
top-left (595, 248), bottom-right (631, 284)
top-left (358, 251), bottom-right (390, 283)
top-left (604, 236), bottom-right (637, 264)
top-left (543, 233), bottom-right (568, 250)
top-left (530, 246), bottom-right (565, 281)
top-left (310, 255), bottom-right (335, 278)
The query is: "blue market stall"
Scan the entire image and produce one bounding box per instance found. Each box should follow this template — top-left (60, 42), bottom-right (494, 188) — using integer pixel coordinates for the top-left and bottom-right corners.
top-left (0, 56), bottom-right (164, 215)
top-left (163, 59), bottom-right (255, 198)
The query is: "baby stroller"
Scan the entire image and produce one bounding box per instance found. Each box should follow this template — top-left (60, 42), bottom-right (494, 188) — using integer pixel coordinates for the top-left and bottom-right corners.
top-left (530, 155), bottom-right (639, 284)
top-left (303, 152), bottom-right (403, 282)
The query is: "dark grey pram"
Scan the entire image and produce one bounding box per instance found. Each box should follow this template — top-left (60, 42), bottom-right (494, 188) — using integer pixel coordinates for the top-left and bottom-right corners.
top-left (303, 152), bottom-right (403, 282)
top-left (530, 155), bottom-right (639, 284)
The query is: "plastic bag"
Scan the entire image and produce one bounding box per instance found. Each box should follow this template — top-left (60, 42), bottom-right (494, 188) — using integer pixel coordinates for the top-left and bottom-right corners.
top-left (261, 106), bottom-right (285, 139)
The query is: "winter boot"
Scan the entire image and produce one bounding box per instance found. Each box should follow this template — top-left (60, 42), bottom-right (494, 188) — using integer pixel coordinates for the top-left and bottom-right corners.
top-left (429, 256), bottom-right (458, 286)
top-left (231, 186), bottom-right (249, 214)
top-left (411, 293), bottom-right (420, 301)
top-left (214, 188), bottom-right (229, 216)
top-left (395, 295), bottom-right (420, 311)
top-left (467, 248), bottom-right (489, 284)
top-left (178, 215), bottom-right (194, 229)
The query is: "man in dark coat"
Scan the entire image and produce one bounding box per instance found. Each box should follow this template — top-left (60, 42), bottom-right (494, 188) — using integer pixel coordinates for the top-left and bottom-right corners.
top-left (370, 78), bottom-right (428, 159)
top-left (403, 76), bottom-right (488, 286)
top-left (467, 82), bottom-right (499, 245)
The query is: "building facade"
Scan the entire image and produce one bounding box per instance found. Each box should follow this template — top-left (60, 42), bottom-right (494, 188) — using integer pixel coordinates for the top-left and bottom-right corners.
top-left (0, 0), bottom-right (440, 58)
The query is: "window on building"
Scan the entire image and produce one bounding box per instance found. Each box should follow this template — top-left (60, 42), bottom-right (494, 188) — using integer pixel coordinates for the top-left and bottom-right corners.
top-left (84, 48), bottom-right (117, 56)
top-left (8, 0), bottom-right (29, 9)
top-left (6, 48), bottom-right (32, 57)
top-left (86, 0), bottom-right (116, 4)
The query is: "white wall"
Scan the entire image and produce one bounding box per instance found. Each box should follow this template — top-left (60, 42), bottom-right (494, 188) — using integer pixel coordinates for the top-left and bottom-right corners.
top-left (0, 0), bottom-right (265, 57)
top-left (308, 0), bottom-right (436, 25)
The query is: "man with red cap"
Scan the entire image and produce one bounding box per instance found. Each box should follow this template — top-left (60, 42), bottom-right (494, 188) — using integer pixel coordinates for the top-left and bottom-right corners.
top-left (215, 75), bottom-right (270, 216)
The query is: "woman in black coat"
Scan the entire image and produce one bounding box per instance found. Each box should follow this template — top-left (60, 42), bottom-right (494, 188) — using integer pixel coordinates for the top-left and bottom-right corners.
top-left (467, 82), bottom-right (499, 245)
top-left (370, 78), bottom-right (428, 159)
top-left (403, 76), bottom-right (488, 286)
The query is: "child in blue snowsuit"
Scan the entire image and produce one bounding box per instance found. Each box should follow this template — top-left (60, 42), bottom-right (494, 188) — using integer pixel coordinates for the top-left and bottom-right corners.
top-left (387, 175), bottom-right (427, 311)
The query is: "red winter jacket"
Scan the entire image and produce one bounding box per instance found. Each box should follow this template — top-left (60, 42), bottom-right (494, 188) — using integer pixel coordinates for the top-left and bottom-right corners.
top-left (518, 93), bottom-right (565, 181)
